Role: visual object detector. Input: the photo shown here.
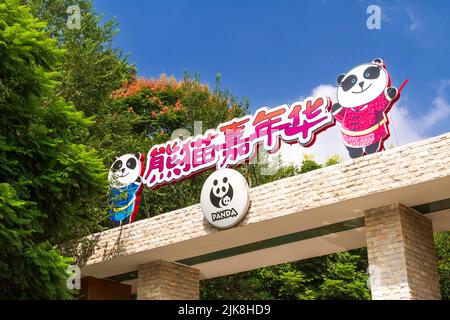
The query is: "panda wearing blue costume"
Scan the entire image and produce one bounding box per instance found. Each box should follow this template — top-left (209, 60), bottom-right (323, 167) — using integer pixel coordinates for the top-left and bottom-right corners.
top-left (108, 153), bottom-right (144, 226)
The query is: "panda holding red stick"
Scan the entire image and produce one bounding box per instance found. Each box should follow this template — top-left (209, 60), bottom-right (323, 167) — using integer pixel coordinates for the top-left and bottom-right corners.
top-left (331, 58), bottom-right (407, 158)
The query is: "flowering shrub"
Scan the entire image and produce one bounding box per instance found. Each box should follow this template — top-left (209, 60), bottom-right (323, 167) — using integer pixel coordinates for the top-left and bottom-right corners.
top-left (90, 73), bottom-right (248, 217)
top-left (104, 74), bottom-right (246, 145)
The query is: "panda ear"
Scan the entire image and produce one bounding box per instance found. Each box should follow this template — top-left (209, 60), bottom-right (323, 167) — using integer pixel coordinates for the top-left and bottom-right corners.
top-left (337, 74), bottom-right (346, 85)
top-left (134, 153), bottom-right (141, 160)
top-left (112, 156), bottom-right (118, 163)
top-left (373, 58), bottom-right (384, 67)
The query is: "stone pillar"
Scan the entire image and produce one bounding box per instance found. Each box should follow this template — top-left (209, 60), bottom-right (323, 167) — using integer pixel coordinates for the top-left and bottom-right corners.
top-left (365, 203), bottom-right (441, 300)
top-left (137, 260), bottom-right (200, 300)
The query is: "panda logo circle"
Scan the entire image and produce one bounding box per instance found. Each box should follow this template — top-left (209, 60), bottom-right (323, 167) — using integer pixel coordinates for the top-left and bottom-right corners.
top-left (210, 177), bottom-right (234, 208)
top-left (201, 169), bottom-right (250, 229)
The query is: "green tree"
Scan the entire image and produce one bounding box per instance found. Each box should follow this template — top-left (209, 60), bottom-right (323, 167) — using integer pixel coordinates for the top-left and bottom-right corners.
top-left (26, 0), bottom-right (133, 116)
top-left (0, 0), bottom-right (107, 298)
top-left (299, 154), bottom-right (322, 173)
top-left (435, 231), bottom-right (450, 299)
top-left (250, 264), bottom-right (310, 300)
top-left (319, 251), bottom-right (370, 300)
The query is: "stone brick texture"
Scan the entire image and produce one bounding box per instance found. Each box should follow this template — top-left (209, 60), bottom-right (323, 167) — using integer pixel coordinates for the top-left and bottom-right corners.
top-left (365, 203), bottom-right (441, 300)
top-left (80, 132), bottom-right (450, 267)
top-left (137, 261), bottom-right (199, 300)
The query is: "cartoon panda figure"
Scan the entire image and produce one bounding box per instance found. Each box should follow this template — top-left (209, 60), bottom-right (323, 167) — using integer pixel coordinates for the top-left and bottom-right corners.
top-left (331, 58), bottom-right (400, 158)
top-left (108, 153), bottom-right (144, 226)
top-left (210, 176), bottom-right (234, 208)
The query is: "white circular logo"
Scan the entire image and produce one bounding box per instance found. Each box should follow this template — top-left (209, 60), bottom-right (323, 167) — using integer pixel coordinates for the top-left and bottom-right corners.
top-left (201, 169), bottom-right (250, 229)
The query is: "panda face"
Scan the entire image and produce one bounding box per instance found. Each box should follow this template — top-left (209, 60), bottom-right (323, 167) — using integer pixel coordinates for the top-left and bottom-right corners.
top-left (337, 63), bottom-right (388, 108)
top-left (209, 177), bottom-right (234, 208)
top-left (213, 177), bottom-right (230, 198)
top-left (108, 153), bottom-right (142, 188)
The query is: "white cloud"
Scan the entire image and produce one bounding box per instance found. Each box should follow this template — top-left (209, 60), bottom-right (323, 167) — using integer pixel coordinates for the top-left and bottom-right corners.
top-left (275, 84), bottom-right (349, 166)
top-left (384, 104), bottom-right (423, 147)
top-left (276, 125), bottom-right (349, 166)
top-left (387, 80), bottom-right (450, 144)
top-left (380, 5), bottom-right (391, 24)
top-left (406, 7), bottom-right (420, 32)
top-left (311, 84), bottom-right (337, 101)
top-left (419, 96), bottom-right (450, 131)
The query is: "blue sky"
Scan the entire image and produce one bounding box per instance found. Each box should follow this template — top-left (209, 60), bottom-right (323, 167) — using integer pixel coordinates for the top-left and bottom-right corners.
top-left (93, 0), bottom-right (450, 161)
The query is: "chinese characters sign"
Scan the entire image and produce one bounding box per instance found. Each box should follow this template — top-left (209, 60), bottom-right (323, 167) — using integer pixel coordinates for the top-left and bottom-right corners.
top-left (107, 58), bottom-right (406, 224)
top-left (142, 95), bottom-right (333, 189)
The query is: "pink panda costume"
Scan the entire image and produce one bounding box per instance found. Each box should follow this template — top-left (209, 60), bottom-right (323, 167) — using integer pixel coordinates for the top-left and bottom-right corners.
top-left (331, 58), bottom-right (400, 159)
top-left (332, 90), bottom-right (394, 148)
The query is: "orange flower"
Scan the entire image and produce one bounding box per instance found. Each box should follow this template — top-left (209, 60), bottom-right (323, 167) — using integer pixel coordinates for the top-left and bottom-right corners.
top-left (174, 100), bottom-right (183, 111)
top-left (159, 106), bottom-right (169, 115)
top-left (150, 96), bottom-right (158, 103)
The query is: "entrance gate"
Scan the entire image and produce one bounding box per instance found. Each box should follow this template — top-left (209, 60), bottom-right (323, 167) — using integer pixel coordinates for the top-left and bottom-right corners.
top-left (79, 132), bottom-right (450, 300)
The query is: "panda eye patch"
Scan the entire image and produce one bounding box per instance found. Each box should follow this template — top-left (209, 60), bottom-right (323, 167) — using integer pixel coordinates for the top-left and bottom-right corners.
top-left (341, 75), bottom-right (358, 92)
top-left (112, 160), bottom-right (122, 171)
top-left (363, 66), bottom-right (380, 79)
top-left (126, 158), bottom-right (137, 169)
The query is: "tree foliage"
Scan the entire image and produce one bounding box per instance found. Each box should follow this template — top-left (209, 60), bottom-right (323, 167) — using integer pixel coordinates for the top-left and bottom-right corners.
top-left (435, 231), bottom-right (450, 299)
top-left (26, 0), bottom-right (134, 116)
top-left (0, 0), bottom-right (107, 298)
top-left (318, 251), bottom-right (370, 300)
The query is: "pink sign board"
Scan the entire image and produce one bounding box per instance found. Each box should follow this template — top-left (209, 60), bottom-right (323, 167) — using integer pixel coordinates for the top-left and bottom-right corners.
top-left (107, 58), bottom-right (406, 223)
top-left (142, 95), bottom-right (333, 189)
